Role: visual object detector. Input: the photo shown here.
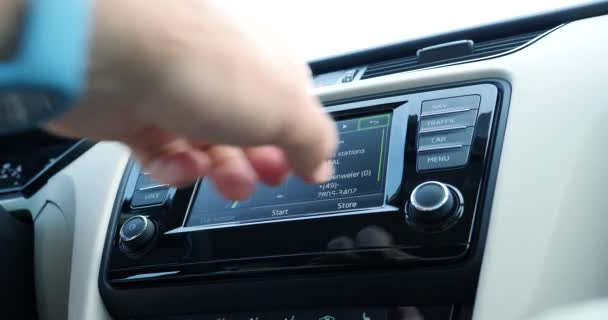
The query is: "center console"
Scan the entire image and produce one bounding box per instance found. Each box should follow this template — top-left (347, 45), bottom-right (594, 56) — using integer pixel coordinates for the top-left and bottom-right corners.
top-left (99, 82), bottom-right (509, 319)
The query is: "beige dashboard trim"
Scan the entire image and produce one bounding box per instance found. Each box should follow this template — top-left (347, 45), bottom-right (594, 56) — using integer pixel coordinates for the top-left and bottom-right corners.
top-left (315, 14), bottom-right (608, 320)
top-left (1, 143), bottom-right (129, 320)
top-left (65, 143), bottom-right (130, 320)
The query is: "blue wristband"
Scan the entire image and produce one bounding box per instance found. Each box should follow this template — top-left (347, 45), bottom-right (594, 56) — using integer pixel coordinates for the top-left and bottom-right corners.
top-left (0, 0), bottom-right (92, 133)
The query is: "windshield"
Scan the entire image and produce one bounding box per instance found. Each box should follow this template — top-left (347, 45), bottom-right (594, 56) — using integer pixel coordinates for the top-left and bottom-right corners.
top-left (214, 0), bottom-right (596, 60)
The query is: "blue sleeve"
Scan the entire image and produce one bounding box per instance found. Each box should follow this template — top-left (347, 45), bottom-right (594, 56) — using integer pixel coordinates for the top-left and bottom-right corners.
top-left (0, 0), bottom-right (92, 133)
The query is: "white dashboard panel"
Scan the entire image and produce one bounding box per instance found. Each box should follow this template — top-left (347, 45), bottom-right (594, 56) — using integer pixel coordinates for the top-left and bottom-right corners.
top-left (4, 143), bottom-right (130, 320)
top-left (316, 14), bottom-right (608, 320)
top-left (63, 143), bottom-right (130, 320)
top-left (3, 13), bottom-right (608, 320)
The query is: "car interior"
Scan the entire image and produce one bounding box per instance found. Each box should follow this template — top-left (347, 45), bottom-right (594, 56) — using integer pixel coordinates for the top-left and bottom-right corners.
top-left (2, 1), bottom-right (608, 319)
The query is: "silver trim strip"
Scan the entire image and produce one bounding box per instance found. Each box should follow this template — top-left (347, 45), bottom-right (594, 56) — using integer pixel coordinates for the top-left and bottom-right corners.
top-left (421, 107), bottom-right (474, 117)
top-left (419, 125), bottom-right (468, 134)
top-left (167, 205), bottom-right (398, 234)
top-left (123, 271), bottom-right (180, 281)
top-left (418, 144), bottom-right (464, 152)
top-left (137, 184), bottom-right (170, 191)
top-left (179, 179), bottom-right (201, 227)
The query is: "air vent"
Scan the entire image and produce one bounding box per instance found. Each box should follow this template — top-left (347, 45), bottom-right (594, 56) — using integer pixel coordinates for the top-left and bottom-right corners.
top-left (360, 29), bottom-right (550, 79)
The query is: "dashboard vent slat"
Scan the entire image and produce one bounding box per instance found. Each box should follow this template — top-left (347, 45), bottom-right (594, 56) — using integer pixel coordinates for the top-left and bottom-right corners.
top-left (361, 28), bottom-right (549, 79)
top-left (474, 39), bottom-right (529, 53)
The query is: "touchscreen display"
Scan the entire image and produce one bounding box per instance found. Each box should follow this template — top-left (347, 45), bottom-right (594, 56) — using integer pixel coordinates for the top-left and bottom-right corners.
top-left (185, 113), bottom-right (392, 228)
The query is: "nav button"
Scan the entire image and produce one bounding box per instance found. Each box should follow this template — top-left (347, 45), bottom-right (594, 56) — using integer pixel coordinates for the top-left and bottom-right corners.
top-left (417, 146), bottom-right (471, 171)
top-left (421, 95), bottom-right (481, 115)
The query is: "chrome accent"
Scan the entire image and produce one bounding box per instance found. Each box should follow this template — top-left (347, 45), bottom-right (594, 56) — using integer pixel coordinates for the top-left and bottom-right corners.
top-left (166, 205), bottom-right (398, 235)
top-left (405, 183), bottom-right (464, 233)
top-left (179, 179), bottom-right (201, 227)
top-left (418, 144), bottom-right (464, 152)
top-left (421, 107), bottom-right (473, 117)
top-left (419, 125), bottom-right (468, 134)
top-left (137, 184), bottom-right (169, 191)
top-left (410, 181), bottom-right (450, 212)
top-left (123, 271), bottom-right (180, 281)
top-left (119, 215), bottom-right (149, 242)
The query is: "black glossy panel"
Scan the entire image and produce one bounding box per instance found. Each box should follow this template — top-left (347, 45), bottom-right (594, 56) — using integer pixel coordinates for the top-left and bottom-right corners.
top-left (104, 83), bottom-right (498, 281)
top-left (184, 115), bottom-right (391, 229)
top-left (0, 130), bottom-right (89, 196)
top-left (100, 80), bottom-right (510, 318)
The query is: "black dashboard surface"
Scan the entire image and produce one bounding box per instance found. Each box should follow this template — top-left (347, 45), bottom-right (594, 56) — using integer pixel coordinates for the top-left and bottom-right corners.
top-left (0, 205), bottom-right (37, 319)
top-left (0, 130), bottom-right (93, 197)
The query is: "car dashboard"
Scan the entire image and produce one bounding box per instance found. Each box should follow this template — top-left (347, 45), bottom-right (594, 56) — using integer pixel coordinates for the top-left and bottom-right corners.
top-left (2, 2), bottom-right (608, 320)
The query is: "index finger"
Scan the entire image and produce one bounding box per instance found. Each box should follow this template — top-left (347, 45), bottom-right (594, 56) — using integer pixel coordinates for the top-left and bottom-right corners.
top-left (130, 2), bottom-right (338, 182)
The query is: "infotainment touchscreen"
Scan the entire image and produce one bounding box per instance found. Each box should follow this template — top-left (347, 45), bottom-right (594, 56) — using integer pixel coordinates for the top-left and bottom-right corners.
top-left (185, 113), bottom-right (392, 228)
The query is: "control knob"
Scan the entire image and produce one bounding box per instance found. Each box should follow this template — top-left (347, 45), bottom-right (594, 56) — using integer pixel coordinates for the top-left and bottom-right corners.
top-left (119, 215), bottom-right (156, 255)
top-left (406, 181), bottom-right (462, 229)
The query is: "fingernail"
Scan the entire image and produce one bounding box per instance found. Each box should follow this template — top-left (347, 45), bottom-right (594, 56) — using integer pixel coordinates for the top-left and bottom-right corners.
top-left (311, 161), bottom-right (334, 184)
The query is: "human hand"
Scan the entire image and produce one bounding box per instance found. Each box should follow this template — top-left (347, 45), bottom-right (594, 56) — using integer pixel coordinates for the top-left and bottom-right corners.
top-left (45, 0), bottom-right (337, 200)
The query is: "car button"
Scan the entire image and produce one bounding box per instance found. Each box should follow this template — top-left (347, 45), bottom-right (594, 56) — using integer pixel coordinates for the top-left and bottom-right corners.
top-left (418, 127), bottom-right (475, 151)
top-left (419, 109), bottom-right (478, 133)
top-left (417, 146), bottom-right (471, 171)
top-left (131, 188), bottom-right (170, 208)
top-left (421, 95), bottom-right (480, 115)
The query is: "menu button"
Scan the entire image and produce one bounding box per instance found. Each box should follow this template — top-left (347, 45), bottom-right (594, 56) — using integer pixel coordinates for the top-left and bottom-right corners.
top-left (417, 146), bottom-right (471, 171)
